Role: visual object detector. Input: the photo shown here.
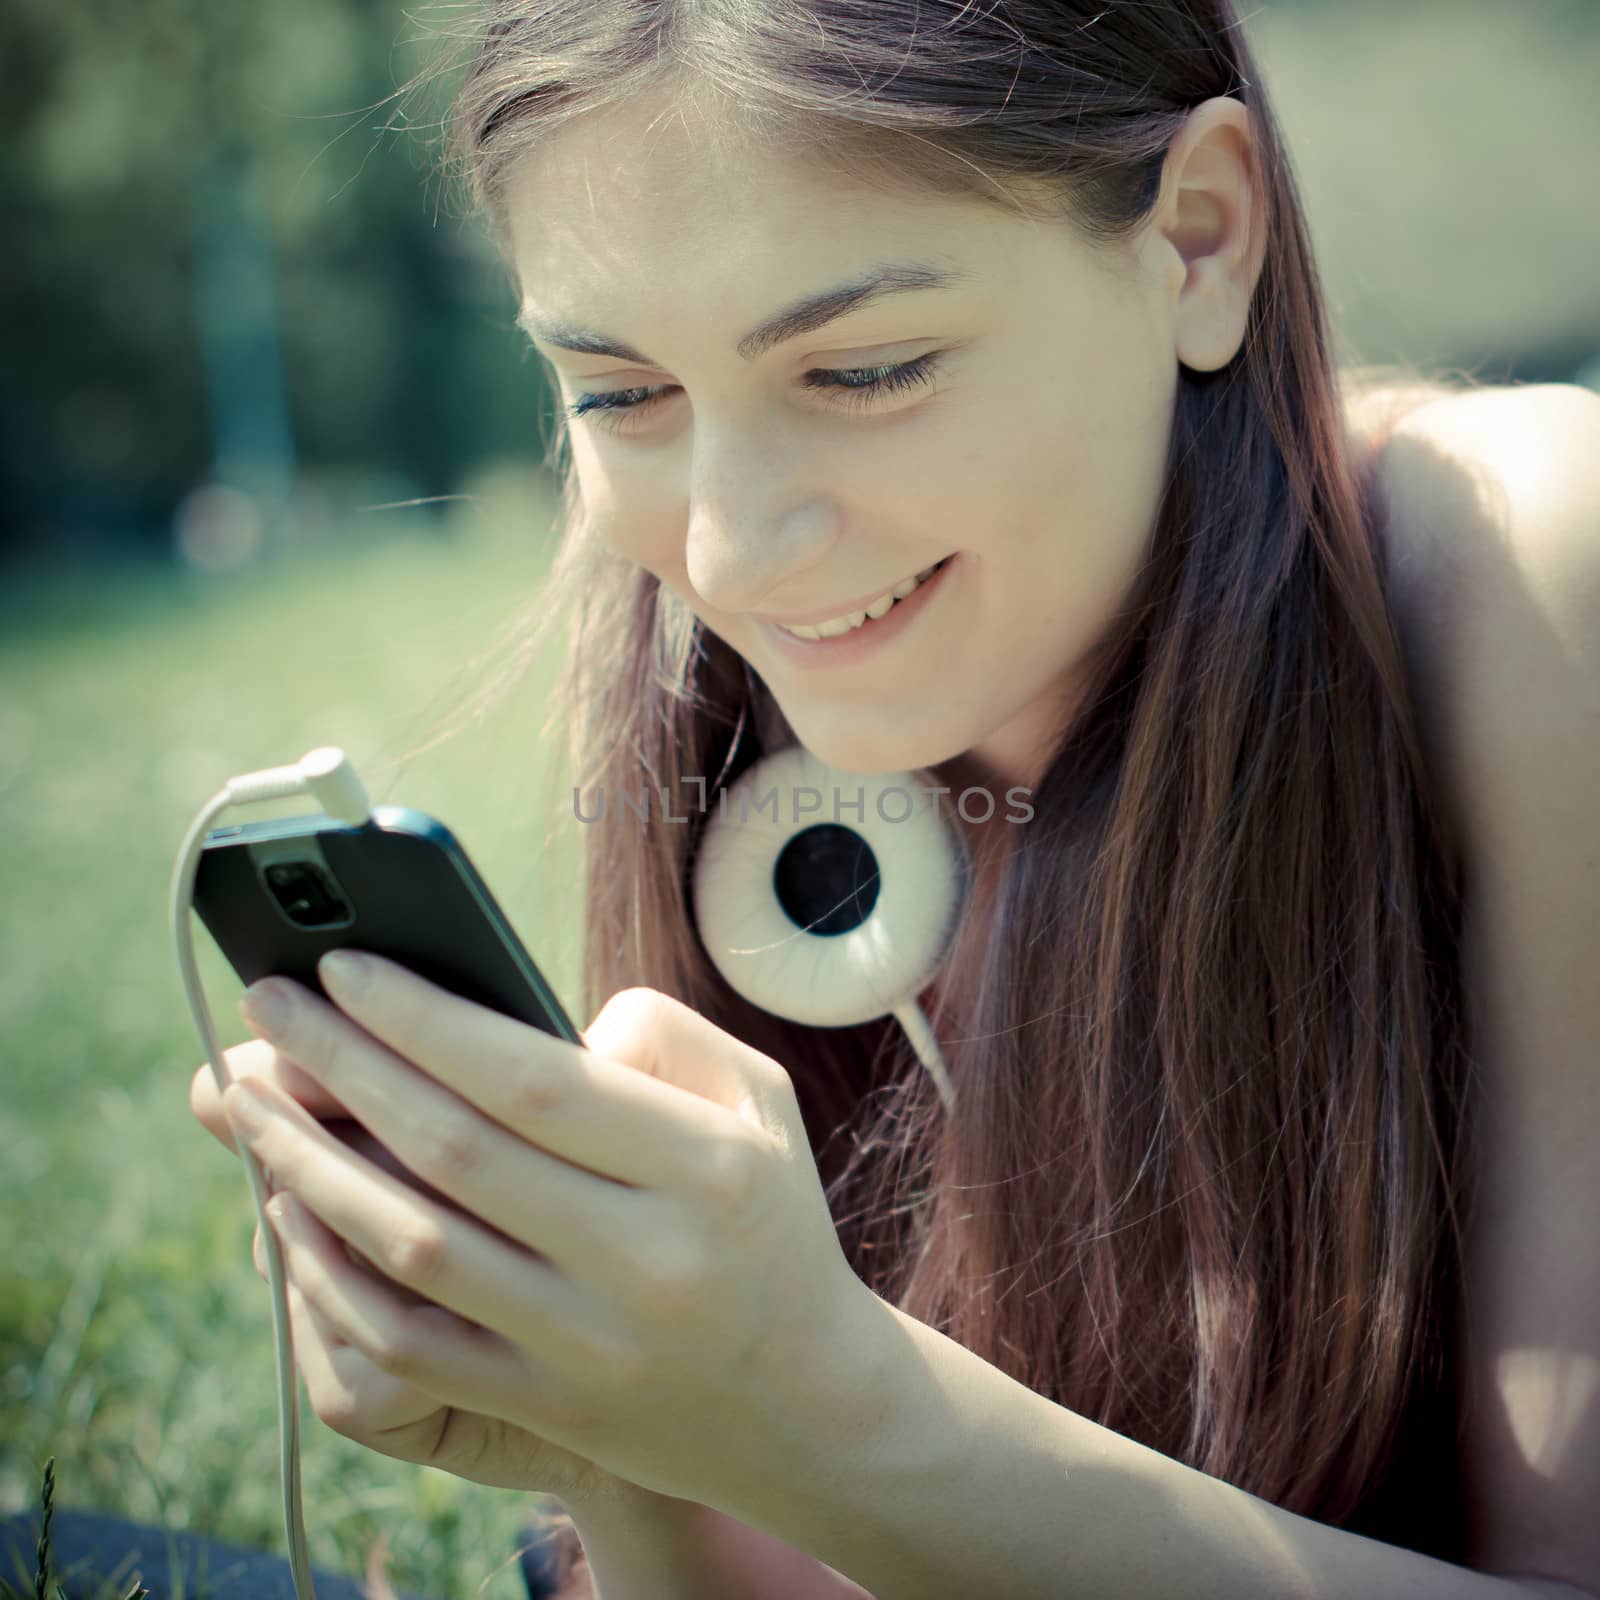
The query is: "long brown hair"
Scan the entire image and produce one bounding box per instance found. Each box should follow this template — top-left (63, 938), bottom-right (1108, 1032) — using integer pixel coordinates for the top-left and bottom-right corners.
top-left (402, 0), bottom-right (1482, 1575)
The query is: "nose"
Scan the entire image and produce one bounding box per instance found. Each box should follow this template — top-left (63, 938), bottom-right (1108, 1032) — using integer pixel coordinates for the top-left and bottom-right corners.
top-left (683, 428), bottom-right (840, 615)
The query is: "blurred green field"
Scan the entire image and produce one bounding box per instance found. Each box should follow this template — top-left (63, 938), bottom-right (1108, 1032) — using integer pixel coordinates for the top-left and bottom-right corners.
top-left (0, 471), bottom-right (592, 1599)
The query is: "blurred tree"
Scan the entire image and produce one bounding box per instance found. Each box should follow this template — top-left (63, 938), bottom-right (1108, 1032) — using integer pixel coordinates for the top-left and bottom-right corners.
top-left (0, 0), bottom-right (548, 565)
top-left (193, 139), bottom-right (297, 508)
top-left (2, 0), bottom-right (1595, 569)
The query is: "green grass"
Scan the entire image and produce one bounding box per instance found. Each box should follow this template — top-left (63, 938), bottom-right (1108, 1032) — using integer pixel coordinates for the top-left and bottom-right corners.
top-left (1, 469), bottom-right (590, 1599)
top-left (2, 1459), bottom-right (148, 1600)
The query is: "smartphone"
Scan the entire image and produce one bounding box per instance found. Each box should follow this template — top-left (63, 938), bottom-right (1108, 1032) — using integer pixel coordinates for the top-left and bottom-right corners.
top-left (191, 805), bottom-right (582, 1046)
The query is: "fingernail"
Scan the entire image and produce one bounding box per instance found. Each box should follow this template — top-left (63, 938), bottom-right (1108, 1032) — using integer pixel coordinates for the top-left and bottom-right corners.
top-left (223, 1081), bottom-right (268, 1137)
top-left (265, 1193), bottom-right (294, 1230)
top-left (240, 981), bottom-right (292, 1040)
top-left (319, 949), bottom-right (369, 996)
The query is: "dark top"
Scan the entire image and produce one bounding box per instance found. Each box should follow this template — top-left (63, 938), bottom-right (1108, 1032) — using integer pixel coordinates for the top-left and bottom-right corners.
top-left (1337, 1281), bottom-right (1470, 1566)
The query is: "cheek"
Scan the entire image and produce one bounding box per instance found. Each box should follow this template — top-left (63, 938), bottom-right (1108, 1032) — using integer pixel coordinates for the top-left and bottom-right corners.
top-left (926, 396), bottom-right (1160, 666)
top-left (570, 441), bottom-right (679, 568)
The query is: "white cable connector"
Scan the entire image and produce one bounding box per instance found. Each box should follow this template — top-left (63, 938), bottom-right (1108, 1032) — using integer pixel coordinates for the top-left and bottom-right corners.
top-left (225, 746), bottom-right (371, 826)
top-left (170, 746), bottom-right (371, 1600)
top-left (296, 746), bottom-right (372, 827)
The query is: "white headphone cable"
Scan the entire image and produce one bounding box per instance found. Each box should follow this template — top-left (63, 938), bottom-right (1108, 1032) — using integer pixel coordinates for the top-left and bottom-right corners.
top-left (168, 748), bottom-right (371, 1600)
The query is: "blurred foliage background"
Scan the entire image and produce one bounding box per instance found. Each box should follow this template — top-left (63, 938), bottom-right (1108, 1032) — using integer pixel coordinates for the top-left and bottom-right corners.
top-left (2, 1), bottom-right (1597, 1597)
top-left (2, 2), bottom-right (549, 574)
top-left (4, 0), bottom-right (1599, 574)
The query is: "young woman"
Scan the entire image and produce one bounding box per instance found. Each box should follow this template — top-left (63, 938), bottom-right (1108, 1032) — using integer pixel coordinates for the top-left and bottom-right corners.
top-left (188, 2), bottom-right (1600, 1596)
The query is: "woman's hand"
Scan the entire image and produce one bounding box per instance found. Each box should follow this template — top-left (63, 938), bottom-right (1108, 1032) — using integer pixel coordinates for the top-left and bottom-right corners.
top-left (191, 1040), bottom-right (663, 1510)
top-left (210, 953), bottom-right (876, 1514)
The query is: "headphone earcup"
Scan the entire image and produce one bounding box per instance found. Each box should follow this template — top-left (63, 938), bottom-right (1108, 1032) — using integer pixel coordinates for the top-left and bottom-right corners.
top-left (692, 745), bottom-right (968, 1029)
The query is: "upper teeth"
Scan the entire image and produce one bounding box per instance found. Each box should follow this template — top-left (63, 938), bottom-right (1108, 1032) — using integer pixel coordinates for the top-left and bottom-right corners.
top-left (778, 561), bottom-right (945, 640)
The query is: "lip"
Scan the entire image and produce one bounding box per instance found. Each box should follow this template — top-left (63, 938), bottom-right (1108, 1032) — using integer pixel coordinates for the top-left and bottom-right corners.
top-left (756, 557), bottom-right (956, 629)
top-left (760, 553), bottom-right (958, 666)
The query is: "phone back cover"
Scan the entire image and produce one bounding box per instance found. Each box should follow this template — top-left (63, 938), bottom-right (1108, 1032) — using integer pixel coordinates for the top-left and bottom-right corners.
top-left (192, 816), bottom-right (578, 1042)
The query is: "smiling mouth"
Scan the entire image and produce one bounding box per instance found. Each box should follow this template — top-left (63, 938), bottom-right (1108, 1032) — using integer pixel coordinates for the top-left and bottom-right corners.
top-left (773, 556), bottom-right (954, 640)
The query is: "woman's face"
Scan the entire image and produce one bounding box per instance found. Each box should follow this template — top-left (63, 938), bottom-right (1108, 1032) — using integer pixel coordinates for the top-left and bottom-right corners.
top-left (504, 92), bottom-right (1183, 794)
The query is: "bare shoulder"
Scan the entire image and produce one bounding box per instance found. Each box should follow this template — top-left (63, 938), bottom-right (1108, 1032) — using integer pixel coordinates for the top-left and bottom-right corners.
top-left (1374, 379), bottom-right (1600, 587)
top-left (1361, 381), bottom-right (1600, 852)
top-left (1370, 380), bottom-right (1600, 1592)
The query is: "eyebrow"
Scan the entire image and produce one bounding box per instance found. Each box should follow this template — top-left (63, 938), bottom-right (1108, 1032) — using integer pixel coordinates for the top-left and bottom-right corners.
top-left (516, 261), bottom-right (973, 365)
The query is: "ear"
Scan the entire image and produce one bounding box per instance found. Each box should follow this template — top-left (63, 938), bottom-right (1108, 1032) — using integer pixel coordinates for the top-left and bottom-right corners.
top-left (1150, 96), bottom-right (1269, 374)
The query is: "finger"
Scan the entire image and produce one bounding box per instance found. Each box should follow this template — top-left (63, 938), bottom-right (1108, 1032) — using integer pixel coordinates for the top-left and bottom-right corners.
top-left (290, 1285), bottom-right (520, 1473)
top-left (307, 954), bottom-right (768, 1191)
top-left (283, 1280), bottom-right (428, 1440)
top-left (265, 1193), bottom-right (539, 1417)
top-left (322, 1118), bottom-right (461, 1214)
top-left (192, 1038), bottom-right (349, 1152)
top-left (255, 1211), bottom-right (318, 1291)
top-left (231, 976), bottom-right (676, 1276)
top-left (263, 1211), bottom-right (500, 1457)
top-left (224, 1078), bottom-right (598, 1356)
top-left (579, 986), bottom-right (798, 1142)
top-left (255, 1219), bottom-right (460, 1439)
top-left (285, 1281), bottom-right (359, 1404)
top-left (257, 1212), bottom-right (404, 1328)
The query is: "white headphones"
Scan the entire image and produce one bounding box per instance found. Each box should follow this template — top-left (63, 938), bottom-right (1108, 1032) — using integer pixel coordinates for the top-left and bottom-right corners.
top-left (691, 744), bottom-right (969, 1111)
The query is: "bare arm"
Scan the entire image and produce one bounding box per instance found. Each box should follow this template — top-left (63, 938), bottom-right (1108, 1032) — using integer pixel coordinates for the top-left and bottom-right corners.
top-left (703, 1292), bottom-right (1595, 1600)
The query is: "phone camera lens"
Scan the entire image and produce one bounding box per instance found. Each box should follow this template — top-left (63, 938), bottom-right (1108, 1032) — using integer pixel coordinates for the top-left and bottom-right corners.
top-left (264, 862), bottom-right (353, 929)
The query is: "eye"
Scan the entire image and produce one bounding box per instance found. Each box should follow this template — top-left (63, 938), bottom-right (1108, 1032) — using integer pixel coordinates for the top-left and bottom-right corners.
top-left (563, 352), bottom-right (945, 436)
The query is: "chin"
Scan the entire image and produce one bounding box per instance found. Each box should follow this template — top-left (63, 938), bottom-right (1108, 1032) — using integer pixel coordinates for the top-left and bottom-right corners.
top-left (789, 719), bottom-right (961, 779)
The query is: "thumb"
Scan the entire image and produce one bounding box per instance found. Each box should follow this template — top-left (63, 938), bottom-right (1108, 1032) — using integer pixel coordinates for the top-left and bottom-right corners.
top-left (579, 987), bottom-right (798, 1140)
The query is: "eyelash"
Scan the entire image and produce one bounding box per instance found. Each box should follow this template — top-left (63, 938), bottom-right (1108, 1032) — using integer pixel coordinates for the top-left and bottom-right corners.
top-left (562, 352), bottom-right (944, 434)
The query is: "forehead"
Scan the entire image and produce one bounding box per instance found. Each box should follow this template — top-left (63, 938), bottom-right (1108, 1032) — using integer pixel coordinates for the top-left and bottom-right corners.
top-left (501, 91), bottom-right (1010, 320)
